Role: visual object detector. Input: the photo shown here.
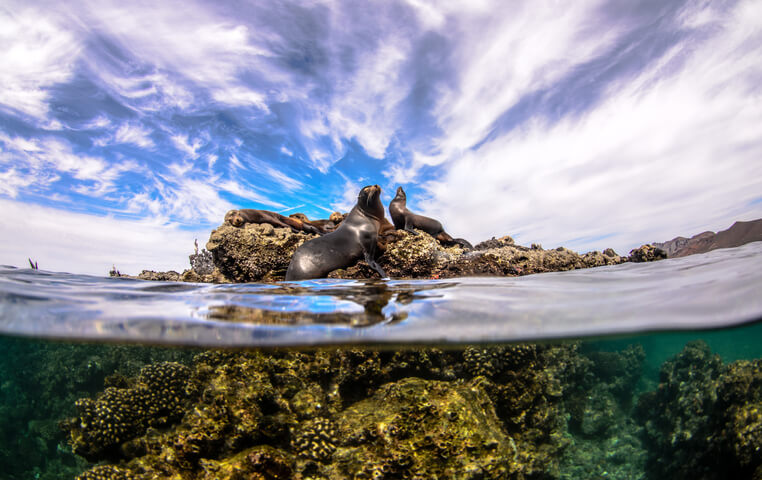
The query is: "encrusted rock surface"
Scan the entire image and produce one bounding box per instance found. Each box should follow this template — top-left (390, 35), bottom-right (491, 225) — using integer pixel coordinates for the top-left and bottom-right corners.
top-left (636, 340), bottom-right (762, 479)
top-left (65, 345), bottom-right (583, 480)
top-left (196, 221), bottom-right (655, 282)
top-left (206, 223), bottom-right (318, 282)
top-left (627, 244), bottom-right (668, 263)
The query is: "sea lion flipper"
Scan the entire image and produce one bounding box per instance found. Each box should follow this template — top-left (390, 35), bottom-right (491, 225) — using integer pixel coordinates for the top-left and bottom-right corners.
top-left (364, 251), bottom-right (387, 278)
top-left (403, 221), bottom-right (419, 235)
top-left (454, 238), bottom-right (473, 250)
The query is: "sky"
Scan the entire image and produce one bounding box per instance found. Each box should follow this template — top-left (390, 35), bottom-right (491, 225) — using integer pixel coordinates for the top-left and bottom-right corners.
top-left (0, 0), bottom-right (761, 275)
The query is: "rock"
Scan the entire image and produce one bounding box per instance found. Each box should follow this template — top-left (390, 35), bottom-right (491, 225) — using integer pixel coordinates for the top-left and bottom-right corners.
top-left (202, 222), bottom-right (635, 282)
top-left (189, 249), bottom-right (214, 276)
top-left (636, 341), bottom-right (762, 479)
top-left (474, 236), bottom-right (515, 250)
top-left (628, 244), bottom-right (668, 263)
top-left (137, 270), bottom-right (182, 281)
top-left (206, 223), bottom-right (318, 282)
top-left (331, 377), bottom-right (517, 479)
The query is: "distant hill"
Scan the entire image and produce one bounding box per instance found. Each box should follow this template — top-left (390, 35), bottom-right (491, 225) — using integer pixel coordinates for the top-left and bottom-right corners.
top-left (654, 219), bottom-right (762, 257)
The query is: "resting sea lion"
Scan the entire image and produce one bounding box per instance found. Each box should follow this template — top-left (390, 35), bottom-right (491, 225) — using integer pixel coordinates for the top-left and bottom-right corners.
top-left (289, 213), bottom-right (337, 234)
top-left (225, 209), bottom-right (322, 235)
top-left (388, 186), bottom-right (473, 249)
top-left (286, 185), bottom-right (387, 280)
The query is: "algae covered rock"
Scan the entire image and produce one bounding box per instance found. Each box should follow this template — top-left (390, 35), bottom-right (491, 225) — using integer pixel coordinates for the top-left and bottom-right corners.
top-left (206, 222), bottom-right (318, 282)
top-left (637, 340), bottom-right (762, 479)
top-left (331, 377), bottom-right (516, 479)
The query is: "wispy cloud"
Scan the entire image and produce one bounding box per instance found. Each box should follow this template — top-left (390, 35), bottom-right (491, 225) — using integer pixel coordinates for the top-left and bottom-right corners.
top-left (0, 8), bottom-right (80, 120)
top-left (0, 0), bottom-right (760, 275)
top-left (423, 0), bottom-right (762, 252)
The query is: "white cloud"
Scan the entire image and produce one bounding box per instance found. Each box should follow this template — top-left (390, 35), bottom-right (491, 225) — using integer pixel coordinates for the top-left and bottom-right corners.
top-left (419, 0), bottom-right (621, 166)
top-left (331, 178), bottom-right (361, 213)
top-left (0, 167), bottom-right (40, 198)
top-left (423, 0), bottom-right (762, 253)
top-left (0, 134), bottom-right (135, 197)
top-left (171, 134), bottom-right (204, 159)
top-left (217, 179), bottom-right (287, 209)
top-left (0, 9), bottom-right (80, 119)
top-left (114, 123), bottom-right (155, 148)
top-left (0, 198), bottom-right (208, 276)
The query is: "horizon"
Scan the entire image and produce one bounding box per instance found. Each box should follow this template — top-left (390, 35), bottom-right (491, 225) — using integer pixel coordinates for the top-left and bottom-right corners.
top-left (1, 0), bottom-right (761, 275)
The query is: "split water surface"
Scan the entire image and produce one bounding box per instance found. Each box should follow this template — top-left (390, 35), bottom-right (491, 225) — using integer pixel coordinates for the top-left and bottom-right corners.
top-left (1, 242), bottom-right (761, 479)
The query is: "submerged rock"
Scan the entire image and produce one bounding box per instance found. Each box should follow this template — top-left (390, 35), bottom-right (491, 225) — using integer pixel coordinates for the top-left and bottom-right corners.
top-left (636, 340), bottom-right (762, 479)
top-left (64, 345), bottom-right (578, 479)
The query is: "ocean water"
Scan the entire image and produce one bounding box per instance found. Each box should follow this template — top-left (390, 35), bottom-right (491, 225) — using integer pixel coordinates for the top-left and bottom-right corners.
top-left (1, 243), bottom-right (761, 479)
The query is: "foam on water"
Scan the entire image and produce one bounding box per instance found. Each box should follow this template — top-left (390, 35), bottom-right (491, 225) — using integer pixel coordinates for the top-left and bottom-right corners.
top-left (1, 242), bottom-right (761, 347)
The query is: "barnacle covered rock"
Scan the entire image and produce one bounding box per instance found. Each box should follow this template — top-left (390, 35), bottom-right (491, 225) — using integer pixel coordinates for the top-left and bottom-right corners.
top-left (75, 465), bottom-right (134, 480)
top-left (206, 223), bottom-right (317, 282)
top-left (628, 244), bottom-right (668, 262)
top-left (201, 215), bottom-right (642, 282)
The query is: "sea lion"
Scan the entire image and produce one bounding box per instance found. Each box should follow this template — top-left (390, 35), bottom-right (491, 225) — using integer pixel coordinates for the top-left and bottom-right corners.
top-left (224, 209), bottom-right (322, 235)
top-left (286, 185), bottom-right (387, 280)
top-left (388, 186), bottom-right (473, 249)
top-left (289, 213), bottom-right (338, 234)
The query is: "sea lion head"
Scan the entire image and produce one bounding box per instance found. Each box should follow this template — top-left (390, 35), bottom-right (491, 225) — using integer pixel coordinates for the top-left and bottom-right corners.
top-left (329, 212), bottom-right (345, 223)
top-left (393, 186), bottom-right (406, 202)
top-left (224, 210), bottom-right (245, 227)
top-left (358, 184), bottom-right (384, 219)
top-left (289, 213), bottom-right (309, 222)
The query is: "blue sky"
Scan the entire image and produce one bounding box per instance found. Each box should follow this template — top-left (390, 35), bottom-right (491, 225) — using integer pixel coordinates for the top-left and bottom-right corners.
top-left (1, 0), bottom-right (761, 275)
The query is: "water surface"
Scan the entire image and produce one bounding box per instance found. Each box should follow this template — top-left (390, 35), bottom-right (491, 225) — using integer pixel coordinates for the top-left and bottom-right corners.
top-left (1, 242), bottom-right (761, 346)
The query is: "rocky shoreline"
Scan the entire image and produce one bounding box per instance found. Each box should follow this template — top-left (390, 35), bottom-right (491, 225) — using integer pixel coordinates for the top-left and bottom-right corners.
top-left (128, 217), bottom-right (667, 283)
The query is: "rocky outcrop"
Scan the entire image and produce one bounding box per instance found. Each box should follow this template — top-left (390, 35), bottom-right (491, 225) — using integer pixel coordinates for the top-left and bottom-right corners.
top-left (654, 218), bottom-right (762, 258)
top-left (627, 244), bottom-right (668, 263)
top-left (196, 223), bottom-right (669, 282)
top-left (205, 223), bottom-right (318, 282)
top-left (130, 218), bottom-right (669, 283)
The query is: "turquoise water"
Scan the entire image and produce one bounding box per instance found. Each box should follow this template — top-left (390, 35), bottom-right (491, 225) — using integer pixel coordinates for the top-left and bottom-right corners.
top-left (1, 243), bottom-right (761, 479)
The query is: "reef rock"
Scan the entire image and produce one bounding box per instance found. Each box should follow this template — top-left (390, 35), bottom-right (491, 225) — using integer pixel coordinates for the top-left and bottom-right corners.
top-left (330, 377), bottom-right (517, 479)
top-left (206, 222), bottom-right (318, 282)
top-left (65, 345), bottom-right (581, 480)
top-left (203, 220), bottom-right (638, 282)
top-left (637, 340), bottom-right (762, 479)
top-left (627, 244), bottom-right (668, 263)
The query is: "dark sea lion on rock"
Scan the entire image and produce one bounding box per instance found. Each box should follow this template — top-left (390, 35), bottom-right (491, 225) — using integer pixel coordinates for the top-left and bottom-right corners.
top-left (224, 209), bottom-right (322, 235)
top-left (389, 186), bottom-right (473, 249)
top-left (289, 213), bottom-right (337, 234)
top-left (286, 185), bottom-right (387, 280)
